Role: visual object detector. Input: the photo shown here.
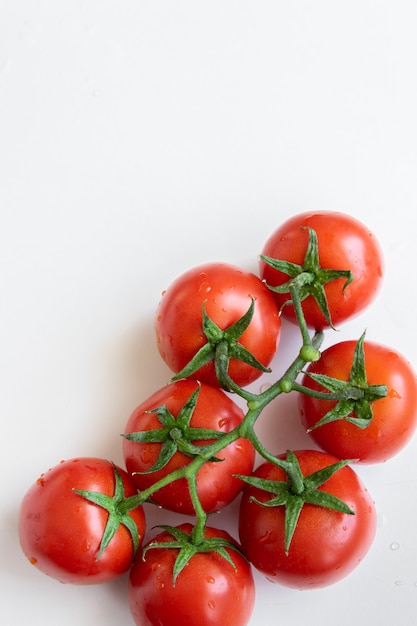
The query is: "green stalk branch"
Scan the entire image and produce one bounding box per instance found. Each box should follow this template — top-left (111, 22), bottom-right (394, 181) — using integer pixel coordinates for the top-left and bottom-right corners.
top-left (289, 279), bottom-right (321, 362)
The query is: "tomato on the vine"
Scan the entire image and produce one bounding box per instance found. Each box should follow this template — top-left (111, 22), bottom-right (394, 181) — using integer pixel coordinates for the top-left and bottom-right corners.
top-left (18, 457), bottom-right (146, 584)
top-left (128, 523), bottom-right (255, 626)
top-left (122, 379), bottom-right (255, 515)
top-left (154, 262), bottom-right (281, 388)
top-left (238, 449), bottom-right (376, 589)
top-left (259, 211), bottom-right (384, 329)
top-left (299, 339), bottom-right (417, 463)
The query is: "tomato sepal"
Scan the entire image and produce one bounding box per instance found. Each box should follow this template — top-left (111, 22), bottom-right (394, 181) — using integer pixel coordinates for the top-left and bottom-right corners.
top-left (302, 332), bottom-right (388, 430)
top-left (235, 450), bottom-right (355, 554)
top-left (261, 226), bottom-right (354, 328)
top-left (170, 299), bottom-right (271, 392)
top-left (143, 524), bottom-right (244, 584)
top-left (73, 463), bottom-right (142, 559)
top-left (122, 386), bottom-right (225, 473)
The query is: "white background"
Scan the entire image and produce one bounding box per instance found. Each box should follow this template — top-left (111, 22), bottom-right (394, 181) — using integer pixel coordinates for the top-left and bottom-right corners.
top-left (1, 2), bottom-right (417, 625)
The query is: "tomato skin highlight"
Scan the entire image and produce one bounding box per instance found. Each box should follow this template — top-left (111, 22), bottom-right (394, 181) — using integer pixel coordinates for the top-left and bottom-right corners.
top-left (155, 262), bottom-right (281, 387)
top-left (128, 523), bottom-right (255, 626)
top-left (123, 379), bottom-right (255, 514)
top-left (18, 457), bottom-right (146, 584)
top-left (259, 211), bottom-right (384, 329)
top-left (238, 450), bottom-right (376, 589)
top-left (299, 340), bottom-right (417, 463)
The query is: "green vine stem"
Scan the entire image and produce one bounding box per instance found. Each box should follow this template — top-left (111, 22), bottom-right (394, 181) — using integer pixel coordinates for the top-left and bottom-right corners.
top-left (77, 233), bottom-right (388, 564)
top-left (187, 472), bottom-right (208, 545)
top-left (117, 330), bottom-right (326, 517)
top-left (288, 275), bottom-right (321, 362)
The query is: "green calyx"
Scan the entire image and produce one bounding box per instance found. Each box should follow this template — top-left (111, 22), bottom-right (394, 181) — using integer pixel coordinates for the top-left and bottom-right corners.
top-left (236, 450), bottom-right (355, 554)
top-left (143, 525), bottom-right (243, 585)
top-left (170, 298), bottom-right (271, 391)
top-left (122, 386), bottom-right (225, 473)
top-left (261, 226), bottom-right (354, 328)
top-left (303, 331), bottom-right (388, 430)
top-left (73, 463), bottom-right (141, 560)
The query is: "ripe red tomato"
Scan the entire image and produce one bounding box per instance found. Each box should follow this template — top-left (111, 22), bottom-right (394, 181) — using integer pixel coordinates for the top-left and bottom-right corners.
top-left (259, 211), bottom-right (384, 329)
top-left (299, 340), bottom-right (417, 463)
top-left (123, 379), bottom-right (255, 514)
top-left (18, 457), bottom-right (146, 584)
top-left (154, 262), bottom-right (281, 387)
top-left (238, 450), bottom-right (376, 589)
top-left (128, 523), bottom-right (255, 626)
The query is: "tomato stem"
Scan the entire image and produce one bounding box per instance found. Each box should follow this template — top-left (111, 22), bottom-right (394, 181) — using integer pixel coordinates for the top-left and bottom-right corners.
top-left (289, 279), bottom-right (321, 362)
top-left (188, 473), bottom-right (208, 545)
top-left (103, 247), bottom-right (382, 558)
top-left (122, 328), bottom-right (326, 516)
top-left (251, 330), bottom-right (324, 409)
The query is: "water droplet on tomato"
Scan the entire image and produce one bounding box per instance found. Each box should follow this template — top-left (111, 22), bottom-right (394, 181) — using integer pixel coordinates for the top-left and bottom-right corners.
top-left (208, 600), bottom-right (216, 610)
top-left (258, 530), bottom-right (274, 545)
top-left (218, 417), bottom-right (228, 428)
top-left (207, 576), bottom-right (215, 584)
top-left (29, 557), bottom-right (37, 565)
top-left (198, 282), bottom-right (211, 295)
top-left (140, 450), bottom-right (153, 465)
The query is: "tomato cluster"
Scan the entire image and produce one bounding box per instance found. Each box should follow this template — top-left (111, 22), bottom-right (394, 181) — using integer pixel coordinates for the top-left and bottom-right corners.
top-left (18, 211), bottom-right (417, 625)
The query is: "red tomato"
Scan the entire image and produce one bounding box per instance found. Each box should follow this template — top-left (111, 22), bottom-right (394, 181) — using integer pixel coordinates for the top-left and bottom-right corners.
top-left (123, 380), bottom-right (255, 514)
top-left (238, 450), bottom-right (376, 589)
top-left (259, 211), bottom-right (384, 329)
top-left (18, 457), bottom-right (146, 584)
top-left (155, 262), bottom-right (281, 387)
top-left (128, 523), bottom-right (255, 626)
top-left (299, 340), bottom-right (417, 463)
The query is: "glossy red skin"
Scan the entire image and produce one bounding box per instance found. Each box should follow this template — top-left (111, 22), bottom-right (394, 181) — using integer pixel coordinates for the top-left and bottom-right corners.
top-left (18, 457), bottom-right (146, 584)
top-left (259, 211), bottom-right (384, 329)
top-left (155, 262), bottom-right (281, 387)
top-left (123, 380), bottom-right (255, 514)
top-left (129, 523), bottom-right (255, 626)
top-left (299, 340), bottom-right (417, 463)
top-left (238, 450), bottom-right (376, 589)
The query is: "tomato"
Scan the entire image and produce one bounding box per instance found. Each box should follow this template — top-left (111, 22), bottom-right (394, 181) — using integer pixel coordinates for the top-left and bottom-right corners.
top-left (155, 262), bottom-right (281, 387)
top-left (18, 457), bottom-right (146, 584)
top-left (128, 523), bottom-right (255, 626)
top-left (259, 211), bottom-right (384, 329)
top-left (123, 379), bottom-right (255, 514)
top-left (238, 450), bottom-right (376, 589)
top-left (299, 339), bottom-right (417, 463)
